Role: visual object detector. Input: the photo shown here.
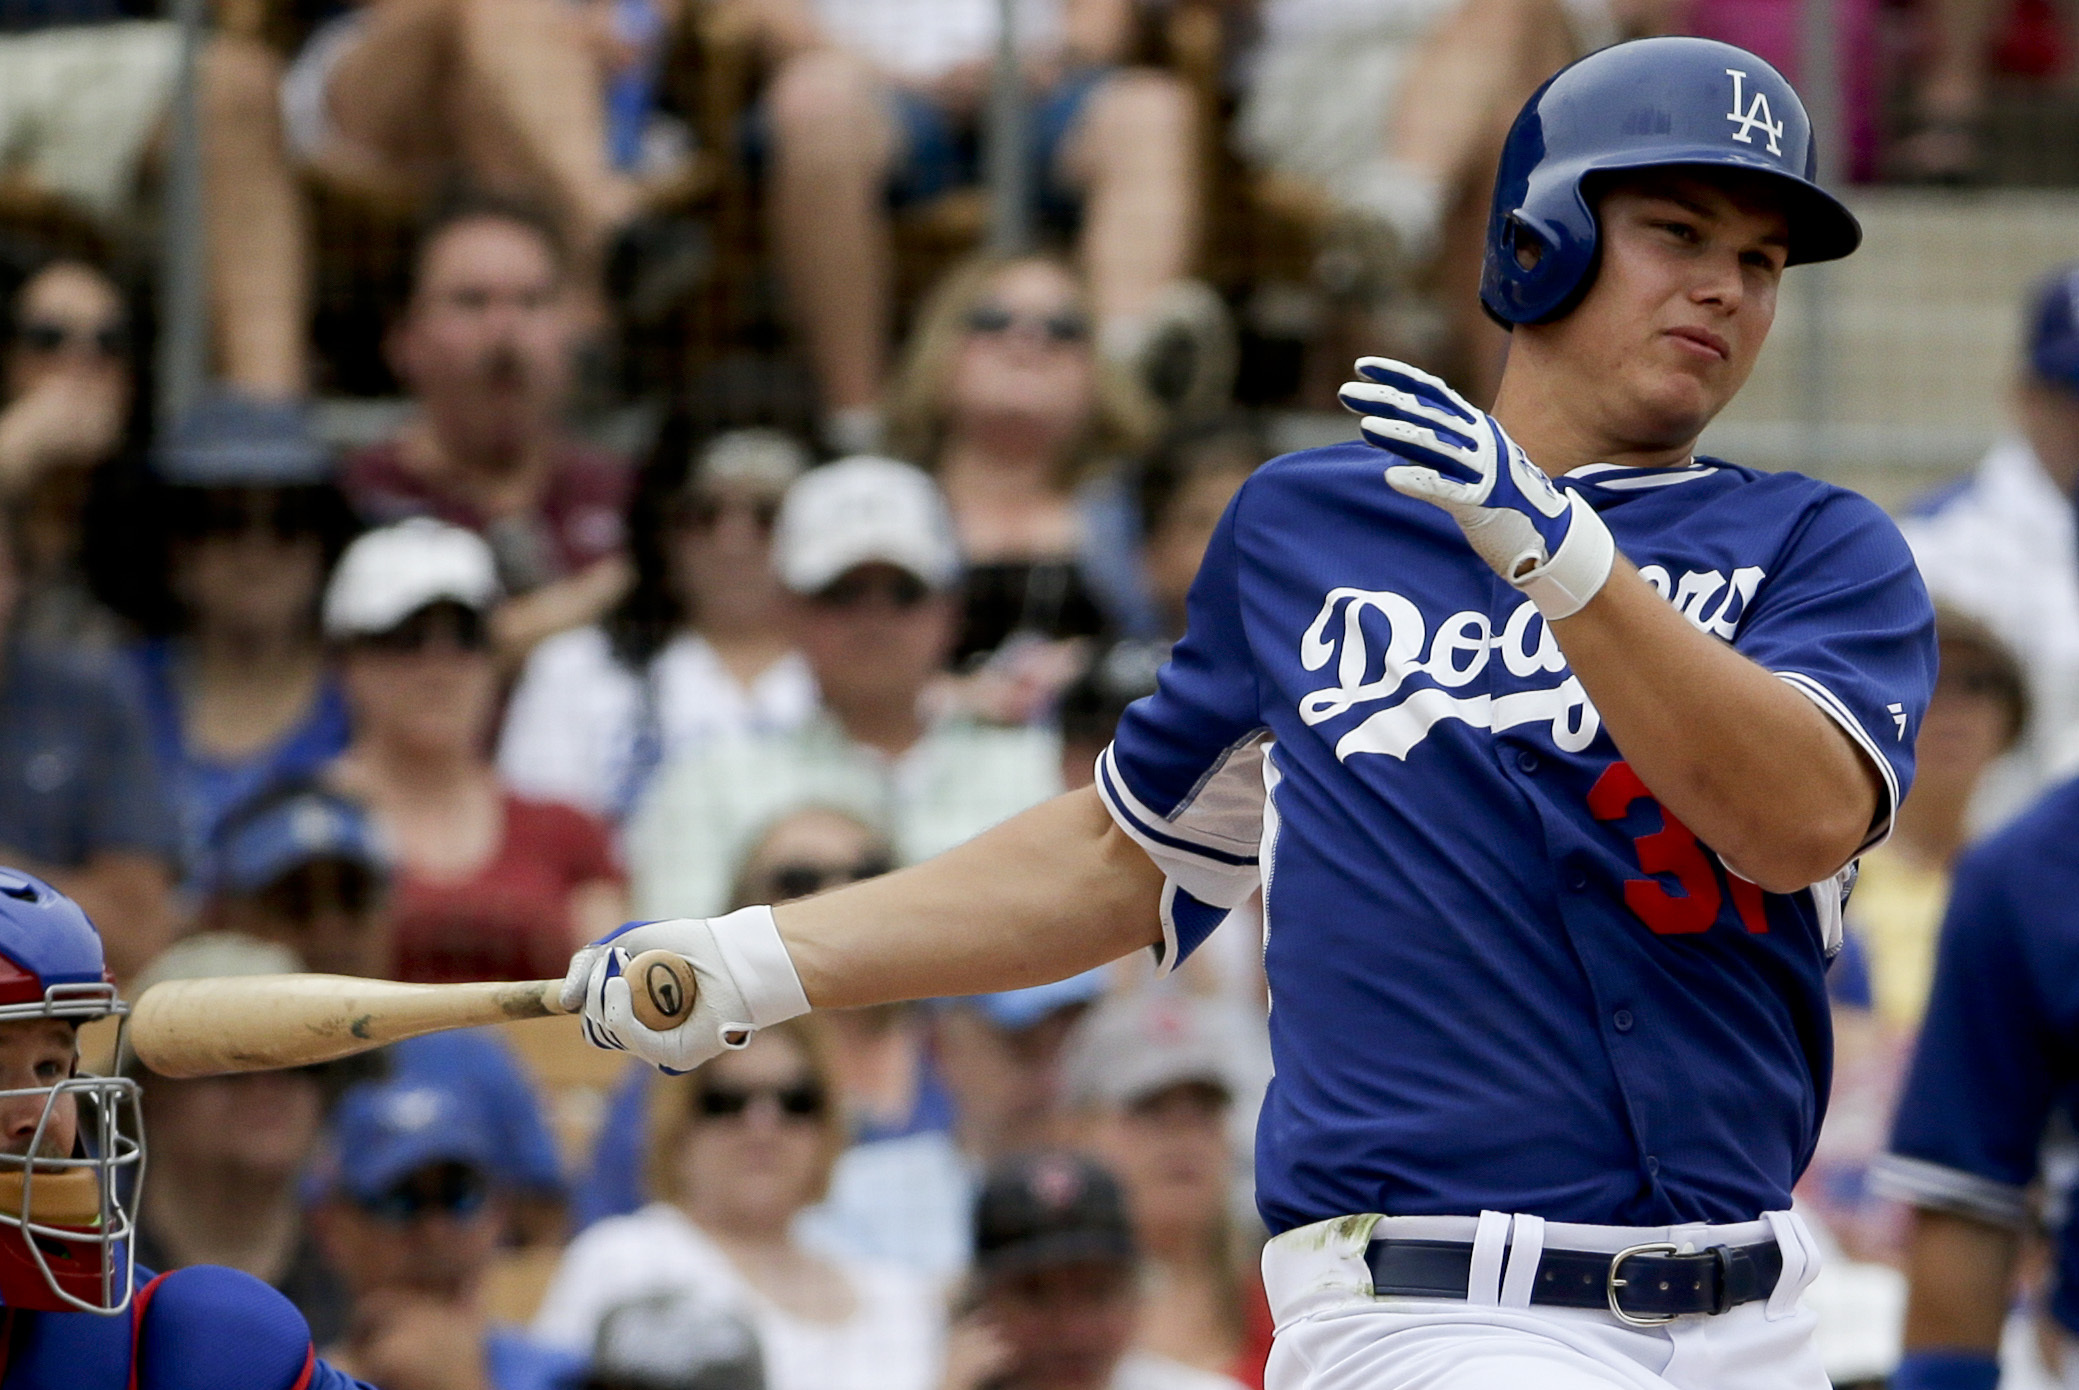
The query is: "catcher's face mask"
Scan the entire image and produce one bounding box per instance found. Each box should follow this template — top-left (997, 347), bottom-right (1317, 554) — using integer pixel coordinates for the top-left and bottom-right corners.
top-left (0, 984), bottom-right (142, 1315)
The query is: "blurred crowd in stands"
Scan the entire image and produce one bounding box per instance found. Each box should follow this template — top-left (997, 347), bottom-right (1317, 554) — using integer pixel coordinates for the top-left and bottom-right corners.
top-left (0, 0), bottom-right (2076, 1386)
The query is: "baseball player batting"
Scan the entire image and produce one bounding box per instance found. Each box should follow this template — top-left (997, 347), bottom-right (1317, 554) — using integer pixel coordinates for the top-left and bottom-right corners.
top-left (0, 870), bottom-right (371, 1387)
top-left (567, 36), bottom-right (1938, 1390)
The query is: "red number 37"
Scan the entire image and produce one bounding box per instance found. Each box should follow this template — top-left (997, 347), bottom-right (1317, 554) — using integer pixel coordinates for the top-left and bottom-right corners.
top-left (1587, 761), bottom-right (1767, 937)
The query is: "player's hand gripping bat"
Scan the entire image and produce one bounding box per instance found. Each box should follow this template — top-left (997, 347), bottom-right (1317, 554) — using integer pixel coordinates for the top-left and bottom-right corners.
top-left (125, 950), bottom-right (700, 1078)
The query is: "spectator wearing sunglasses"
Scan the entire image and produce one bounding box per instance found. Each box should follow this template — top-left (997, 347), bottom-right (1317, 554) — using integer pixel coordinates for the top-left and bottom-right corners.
top-left (325, 519), bottom-right (629, 985)
top-left (500, 429), bottom-right (819, 822)
top-left (747, 0), bottom-right (1223, 453)
top-left (728, 808), bottom-right (949, 1146)
top-left (536, 1018), bottom-right (941, 1390)
top-left (883, 255), bottom-right (1162, 722)
top-left (626, 457), bottom-right (1060, 920)
top-left (310, 1076), bottom-right (587, 1390)
top-left (725, 806), bottom-right (898, 920)
top-left (574, 804), bottom-right (941, 1230)
top-left (199, 781), bottom-right (572, 1246)
top-left (125, 396), bottom-right (360, 888)
top-left (0, 505), bottom-right (176, 981)
top-left (129, 933), bottom-right (351, 1346)
top-left (0, 259), bottom-right (139, 651)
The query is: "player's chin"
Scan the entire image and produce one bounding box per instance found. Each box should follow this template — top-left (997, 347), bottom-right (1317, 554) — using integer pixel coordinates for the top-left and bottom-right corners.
top-left (1625, 364), bottom-right (1733, 442)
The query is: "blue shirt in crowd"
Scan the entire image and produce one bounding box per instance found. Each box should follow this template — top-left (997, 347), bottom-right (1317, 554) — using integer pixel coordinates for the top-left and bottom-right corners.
top-left (0, 637), bottom-right (176, 872)
top-left (128, 638), bottom-right (351, 889)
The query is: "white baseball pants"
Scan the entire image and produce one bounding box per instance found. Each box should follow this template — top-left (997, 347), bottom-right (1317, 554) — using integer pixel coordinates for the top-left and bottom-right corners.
top-left (1262, 1210), bottom-right (1829, 1390)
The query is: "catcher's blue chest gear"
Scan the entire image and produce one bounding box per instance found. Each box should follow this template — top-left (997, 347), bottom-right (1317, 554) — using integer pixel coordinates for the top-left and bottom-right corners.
top-left (0, 1264), bottom-right (371, 1390)
top-left (1097, 443), bottom-right (1935, 1234)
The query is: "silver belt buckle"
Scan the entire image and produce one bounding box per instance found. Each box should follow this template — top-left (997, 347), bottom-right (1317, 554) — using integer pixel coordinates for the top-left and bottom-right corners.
top-left (1606, 1242), bottom-right (1681, 1327)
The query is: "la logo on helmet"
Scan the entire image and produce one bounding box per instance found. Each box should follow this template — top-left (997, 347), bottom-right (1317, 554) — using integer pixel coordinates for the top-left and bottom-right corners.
top-left (1723, 69), bottom-right (1785, 156)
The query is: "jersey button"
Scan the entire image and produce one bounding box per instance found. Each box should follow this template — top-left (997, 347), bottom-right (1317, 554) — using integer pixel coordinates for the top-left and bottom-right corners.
top-left (1645, 1155), bottom-right (1661, 1175)
top-left (1516, 751), bottom-right (1541, 774)
top-left (1565, 866), bottom-right (1589, 891)
top-left (1612, 1009), bottom-right (1634, 1032)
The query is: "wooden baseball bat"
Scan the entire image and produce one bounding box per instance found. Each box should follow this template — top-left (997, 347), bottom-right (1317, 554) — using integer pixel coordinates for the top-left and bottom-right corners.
top-left (126, 950), bottom-right (701, 1078)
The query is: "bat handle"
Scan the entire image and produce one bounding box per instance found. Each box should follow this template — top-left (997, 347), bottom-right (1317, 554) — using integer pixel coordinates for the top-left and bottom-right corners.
top-left (625, 949), bottom-right (698, 1032)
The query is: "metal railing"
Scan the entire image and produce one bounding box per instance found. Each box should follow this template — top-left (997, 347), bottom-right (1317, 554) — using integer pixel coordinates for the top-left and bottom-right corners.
top-left (156, 0), bottom-right (210, 425)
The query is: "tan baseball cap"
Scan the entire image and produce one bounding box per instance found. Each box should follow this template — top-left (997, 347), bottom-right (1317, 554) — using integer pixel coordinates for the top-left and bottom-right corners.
top-left (118, 933), bottom-right (304, 1075)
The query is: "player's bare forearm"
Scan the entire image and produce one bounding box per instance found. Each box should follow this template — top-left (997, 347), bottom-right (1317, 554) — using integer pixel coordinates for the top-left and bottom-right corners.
top-left (1552, 556), bottom-right (1881, 892)
top-left (773, 786), bottom-right (1165, 1009)
top-left (1900, 1208), bottom-right (2020, 1354)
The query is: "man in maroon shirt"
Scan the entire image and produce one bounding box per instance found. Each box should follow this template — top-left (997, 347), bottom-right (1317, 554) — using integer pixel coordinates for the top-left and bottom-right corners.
top-left (344, 195), bottom-right (632, 664)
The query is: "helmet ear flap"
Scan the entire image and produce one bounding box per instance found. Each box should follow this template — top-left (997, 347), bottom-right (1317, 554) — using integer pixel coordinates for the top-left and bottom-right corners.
top-left (1509, 215), bottom-right (1547, 272)
top-left (1479, 37), bottom-right (1860, 326)
top-left (1482, 211), bottom-right (1569, 327)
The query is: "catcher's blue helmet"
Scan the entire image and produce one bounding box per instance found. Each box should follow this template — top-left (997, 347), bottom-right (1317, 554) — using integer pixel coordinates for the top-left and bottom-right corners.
top-left (1480, 36), bottom-right (1862, 327)
top-left (0, 869), bottom-right (141, 1317)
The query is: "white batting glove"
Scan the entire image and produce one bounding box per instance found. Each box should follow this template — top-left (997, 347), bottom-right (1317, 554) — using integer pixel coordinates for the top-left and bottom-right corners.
top-left (560, 908), bottom-right (811, 1074)
top-left (1339, 356), bottom-right (1615, 620)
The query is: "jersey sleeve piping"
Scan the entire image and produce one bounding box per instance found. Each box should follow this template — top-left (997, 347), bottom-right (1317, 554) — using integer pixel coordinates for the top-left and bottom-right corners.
top-left (1151, 881), bottom-right (1183, 978)
top-left (1097, 739), bottom-right (1267, 914)
top-left (1867, 1152), bottom-right (2031, 1227)
top-left (1774, 670), bottom-right (1900, 852)
top-left (1097, 741), bottom-right (1265, 866)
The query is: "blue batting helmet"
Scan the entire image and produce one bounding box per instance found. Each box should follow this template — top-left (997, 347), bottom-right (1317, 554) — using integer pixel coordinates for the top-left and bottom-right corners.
top-left (1480, 36), bottom-right (1862, 326)
top-left (0, 869), bottom-right (141, 1316)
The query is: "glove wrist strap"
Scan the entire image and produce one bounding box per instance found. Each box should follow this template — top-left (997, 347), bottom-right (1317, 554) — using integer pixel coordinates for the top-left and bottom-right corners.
top-left (708, 906), bottom-right (812, 1028)
top-left (1511, 492), bottom-right (1615, 621)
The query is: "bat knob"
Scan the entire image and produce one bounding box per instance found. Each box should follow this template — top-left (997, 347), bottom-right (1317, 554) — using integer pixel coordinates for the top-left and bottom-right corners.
top-left (625, 950), bottom-right (698, 1031)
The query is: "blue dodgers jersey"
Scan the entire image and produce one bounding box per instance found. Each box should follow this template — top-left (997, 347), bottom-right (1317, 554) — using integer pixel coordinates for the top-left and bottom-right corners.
top-left (1098, 443), bottom-right (1935, 1234)
top-left (1880, 779), bottom-right (2079, 1334)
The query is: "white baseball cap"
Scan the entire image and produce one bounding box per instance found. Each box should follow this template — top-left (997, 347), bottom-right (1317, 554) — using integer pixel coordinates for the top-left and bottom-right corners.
top-left (772, 456), bottom-right (962, 596)
top-left (322, 517), bottom-right (502, 639)
top-left (1060, 989), bottom-right (1248, 1111)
